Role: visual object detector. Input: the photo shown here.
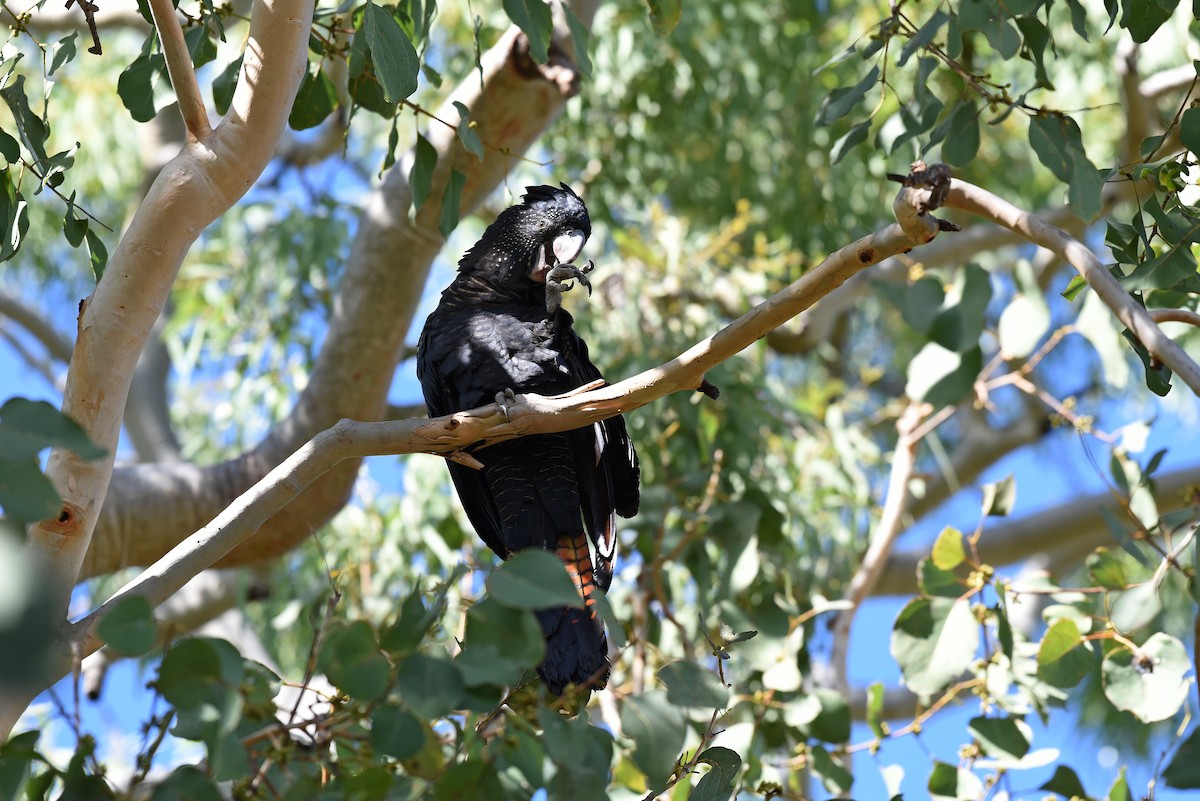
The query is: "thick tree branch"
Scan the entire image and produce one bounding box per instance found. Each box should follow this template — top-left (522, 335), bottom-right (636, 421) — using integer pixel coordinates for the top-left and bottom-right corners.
top-left (1150, 309), bottom-right (1200, 328)
top-left (0, 292), bottom-right (73, 363)
top-left (1141, 63), bottom-right (1199, 100)
top-left (124, 316), bottom-right (183, 463)
top-left (4, 0), bottom-right (311, 738)
top-left (872, 462), bottom-right (1200, 596)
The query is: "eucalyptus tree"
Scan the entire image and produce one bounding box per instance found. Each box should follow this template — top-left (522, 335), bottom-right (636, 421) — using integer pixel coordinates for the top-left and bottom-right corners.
top-left (0, 0), bottom-right (1198, 798)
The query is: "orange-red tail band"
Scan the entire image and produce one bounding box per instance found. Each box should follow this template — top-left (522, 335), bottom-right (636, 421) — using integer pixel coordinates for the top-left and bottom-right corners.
top-left (555, 532), bottom-right (600, 621)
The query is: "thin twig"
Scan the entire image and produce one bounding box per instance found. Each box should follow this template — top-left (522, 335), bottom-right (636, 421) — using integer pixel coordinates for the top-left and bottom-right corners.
top-left (641, 709), bottom-right (725, 801)
top-left (1149, 308), bottom-right (1200, 328)
top-left (146, 0), bottom-right (212, 139)
top-left (845, 677), bottom-right (984, 754)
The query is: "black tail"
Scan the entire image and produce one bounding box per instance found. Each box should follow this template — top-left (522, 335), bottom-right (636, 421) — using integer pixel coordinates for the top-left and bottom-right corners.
top-left (536, 606), bottom-right (609, 695)
top-left (535, 532), bottom-right (610, 695)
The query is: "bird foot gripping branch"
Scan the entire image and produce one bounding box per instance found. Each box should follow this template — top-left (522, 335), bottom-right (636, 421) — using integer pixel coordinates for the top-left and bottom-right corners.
top-left (886, 161), bottom-right (963, 237)
top-left (494, 388), bottom-right (518, 422)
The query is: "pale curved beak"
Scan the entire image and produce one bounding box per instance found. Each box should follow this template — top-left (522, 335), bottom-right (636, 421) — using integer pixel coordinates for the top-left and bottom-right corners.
top-left (552, 229), bottom-right (586, 266)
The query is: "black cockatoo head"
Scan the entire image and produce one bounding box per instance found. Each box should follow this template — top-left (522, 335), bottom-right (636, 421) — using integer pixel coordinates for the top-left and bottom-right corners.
top-left (458, 183), bottom-right (591, 287)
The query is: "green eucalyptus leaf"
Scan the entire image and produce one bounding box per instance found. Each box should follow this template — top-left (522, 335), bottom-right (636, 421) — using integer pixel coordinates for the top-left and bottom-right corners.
top-left (0, 76), bottom-right (49, 162)
top-left (289, 65), bottom-right (337, 130)
top-left (503, 0), bottom-right (554, 61)
top-left (810, 745), bottom-right (852, 795)
top-left (620, 691), bottom-right (686, 792)
top-left (409, 134), bottom-right (437, 212)
top-left (931, 526), bottom-right (965, 570)
top-left (968, 716), bottom-right (1031, 760)
top-left (318, 620), bottom-right (390, 701)
top-left (1102, 632), bottom-right (1190, 723)
top-left (0, 399), bottom-right (105, 461)
top-left (397, 652), bottom-right (463, 717)
top-left (891, 597), bottom-right (979, 699)
top-left (149, 766), bottom-right (223, 801)
top-left (434, 760), bottom-right (503, 801)
top-left (95, 594), bottom-right (157, 656)
top-left (866, 682), bottom-right (887, 738)
top-left (831, 120), bottom-right (870, 164)
top-left (563, 5), bottom-right (592, 78)
top-left (1165, 728), bottom-right (1200, 789)
top-left (183, 25), bottom-right (217, 69)
top-left (371, 705), bottom-right (425, 759)
top-left (815, 66), bottom-right (879, 127)
top-left (439, 167), bottom-right (466, 237)
top-left (1085, 547), bottom-right (1127, 590)
top-left (540, 707), bottom-right (613, 801)
top-left (1036, 618), bottom-right (1093, 688)
top-left (941, 101), bottom-right (980, 166)
top-left (658, 660), bottom-right (729, 708)
top-left (0, 455), bottom-right (61, 525)
top-left (117, 54), bottom-right (165, 123)
top-left (645, 0), bottom-right (682, 36)
top-left (981, 475), bottom-right (1016, 517)
top-left (1122, 0), bottom-right (1178, 42)
top-left (905, 343), bottom-right (983, 409)
top-left (1181, 107), bottom-right (1200, 156)
top-left (212, 56), bottom-right (242, 116)
top-left (1110, 581), bottom-right (1161, 633)
top-left (690, 747), bottom-right (740, 801)
top-left (364, 1), bottom-right (419, 102)
top-left (487, 549), bottom-right (583, 610)
top-left (1040, 765), bottom-right (1089, 799)
top-left (452, 101), bottom-right (483, 160)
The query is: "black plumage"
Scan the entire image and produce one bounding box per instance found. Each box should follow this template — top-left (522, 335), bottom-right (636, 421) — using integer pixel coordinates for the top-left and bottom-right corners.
top-left (416, 184), bottom-right (639, 695)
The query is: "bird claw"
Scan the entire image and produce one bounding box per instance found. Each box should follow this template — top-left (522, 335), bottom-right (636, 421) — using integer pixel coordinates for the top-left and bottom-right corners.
top-left (495, 388), bottom-right (517, 421)
top-left (545, 260), bottom-right (595, 313)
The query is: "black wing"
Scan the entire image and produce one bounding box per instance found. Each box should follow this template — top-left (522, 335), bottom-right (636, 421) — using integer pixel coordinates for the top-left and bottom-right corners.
top-left (416, 309), bottom-right (508, 559)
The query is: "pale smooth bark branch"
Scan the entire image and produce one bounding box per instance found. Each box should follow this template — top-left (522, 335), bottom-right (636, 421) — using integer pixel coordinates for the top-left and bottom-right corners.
top-left (871, 462), bottom-right (1200, 597)
top-left (828, 402), bottom-right (925, 692)
top-left (80, 6), bottom-right (600, 578)
top-left (766, 200), bottom-right (1088, 355)
top-left (146, 0), bottom-right (211, 139)
top-left (1117, 39), bottom-right (1153, 169)
top-left (9, 0), bottom-right (311, 735)
top-left (125, 319), bottom-right (183, 463)
top-left (1141, 63), bottom-right (1199, 100)
top-left (0, 292), bottom-right (73, 363)
top-left (945, 180), bottom-right (1200, 395)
